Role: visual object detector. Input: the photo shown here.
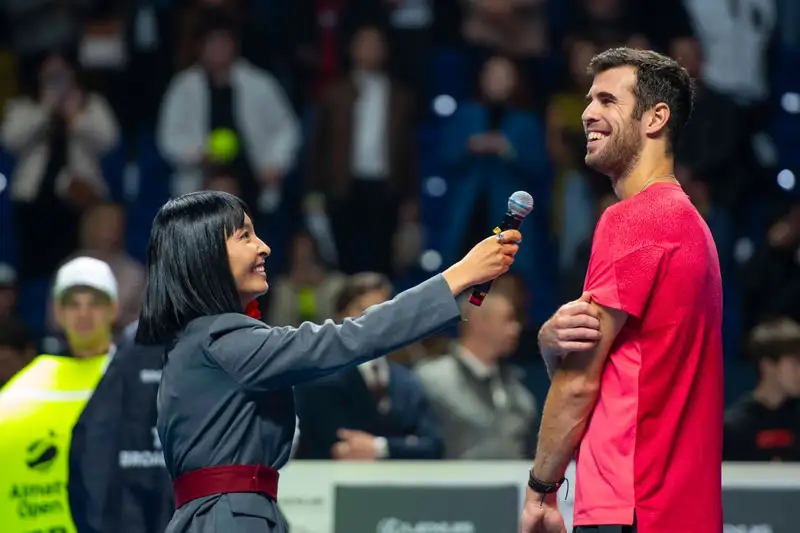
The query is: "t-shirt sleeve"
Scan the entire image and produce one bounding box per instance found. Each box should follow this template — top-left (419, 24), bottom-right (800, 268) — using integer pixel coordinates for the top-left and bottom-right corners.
top-left (583, 220), bottom-right (665, 318)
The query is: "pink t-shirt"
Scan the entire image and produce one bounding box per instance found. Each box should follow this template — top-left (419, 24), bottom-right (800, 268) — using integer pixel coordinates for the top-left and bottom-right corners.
top-left (573, 183), bottom-right (724, 533)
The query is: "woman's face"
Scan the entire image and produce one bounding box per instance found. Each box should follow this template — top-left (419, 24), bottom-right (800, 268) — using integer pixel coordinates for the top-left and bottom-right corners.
top-left (40, 55), bottom-right (74, 93)
top-left (226, 215), bottom-right (271, 304)
top-left (481, 57), bottom-right (517, 103)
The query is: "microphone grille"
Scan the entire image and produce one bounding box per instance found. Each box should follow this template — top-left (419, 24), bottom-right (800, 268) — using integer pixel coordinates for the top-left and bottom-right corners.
top-left (508, 191), bottom-right (534, 217)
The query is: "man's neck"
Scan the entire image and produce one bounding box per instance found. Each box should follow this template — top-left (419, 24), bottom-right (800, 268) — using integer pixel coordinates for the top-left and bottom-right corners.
top-left (459, 338), bottom-right (498, 366)
top-left (208, 67), bottom-right (231, 86)
top-left (752, 382), bottom-right (789, 410)
top-left (612, 149), bottom-right (675, 201)
top-left (70, 342), bottom-right (111, 359)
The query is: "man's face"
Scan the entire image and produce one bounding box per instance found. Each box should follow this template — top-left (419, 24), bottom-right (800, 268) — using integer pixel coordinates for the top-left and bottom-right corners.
top-left (343, 289), bottom-right (390, 320)
top-left (774, 354), bottom-right (800, 398)
top-left (582, 66), bottom-right (644, 179)
top-left (474, 295), bottom-right (522, 357)
top-left (0, 286), bottom-right (16, 318)
top-left (54, 288), bottom-right (117, 351)
top-left (202, 31), bottom-right (236, 71)
top-left (351, 28), bottom-right (386, 71)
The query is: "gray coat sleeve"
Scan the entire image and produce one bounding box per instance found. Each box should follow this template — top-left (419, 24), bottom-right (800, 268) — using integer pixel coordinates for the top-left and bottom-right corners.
top-left (206, 274), bottom-right (461, 392)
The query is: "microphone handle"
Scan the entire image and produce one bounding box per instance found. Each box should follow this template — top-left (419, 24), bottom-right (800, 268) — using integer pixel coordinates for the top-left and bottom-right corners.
top-left (468, 211), bottom-right (524, 306)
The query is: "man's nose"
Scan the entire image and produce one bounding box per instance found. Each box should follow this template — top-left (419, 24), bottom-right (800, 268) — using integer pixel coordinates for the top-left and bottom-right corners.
top-left (581, 102), bottom-right (599, 125)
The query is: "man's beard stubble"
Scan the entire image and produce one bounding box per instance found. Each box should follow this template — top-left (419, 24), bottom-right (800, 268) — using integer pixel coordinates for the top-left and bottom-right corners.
top-left (585, 119), bottom-right (643, 183)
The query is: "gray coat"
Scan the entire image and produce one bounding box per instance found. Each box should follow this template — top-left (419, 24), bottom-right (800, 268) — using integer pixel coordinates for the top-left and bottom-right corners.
top-left (157, 275), bottom-right (461, 533)
top-left (415, 349), bottom-right (538, 460)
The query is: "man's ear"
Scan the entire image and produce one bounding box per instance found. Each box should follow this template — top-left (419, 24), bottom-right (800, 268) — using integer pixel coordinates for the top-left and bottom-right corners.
top-left (645, 102), bottom-right (671, 138)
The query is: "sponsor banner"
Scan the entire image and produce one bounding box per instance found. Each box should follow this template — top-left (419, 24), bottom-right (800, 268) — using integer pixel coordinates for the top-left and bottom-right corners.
top-left (280, 462), bottom-right (800, 533)
top-left (723, 489), bottom-right (798, 533)
top-left (334, 485), bottom-right (519, 533)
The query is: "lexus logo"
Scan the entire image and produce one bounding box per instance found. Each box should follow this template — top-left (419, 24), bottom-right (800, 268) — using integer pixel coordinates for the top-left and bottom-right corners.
top-left (376, 518), bottom-right (475, 533)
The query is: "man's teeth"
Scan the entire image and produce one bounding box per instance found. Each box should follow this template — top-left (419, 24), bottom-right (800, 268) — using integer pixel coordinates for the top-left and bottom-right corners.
top-left (588, 132), bottom-right (607, 141)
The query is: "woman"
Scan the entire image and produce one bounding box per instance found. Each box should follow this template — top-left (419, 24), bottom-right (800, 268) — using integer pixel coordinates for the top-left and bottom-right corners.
top-left (1, 51), bottom-right (119, 281)
top-left (136, 191), bottom-right (520, 532)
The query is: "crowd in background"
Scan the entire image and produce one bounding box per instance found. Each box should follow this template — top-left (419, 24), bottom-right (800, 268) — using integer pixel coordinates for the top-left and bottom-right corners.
top-left (0, 0), bottom-right (799, 467)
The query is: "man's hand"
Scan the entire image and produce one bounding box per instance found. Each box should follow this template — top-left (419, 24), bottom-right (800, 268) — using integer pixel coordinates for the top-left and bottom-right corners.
top-left (519, 490), bottom-right (566, 533)
top-left (538, 292), bottom-right (601, 359)
top-left (331, 429), bottom-right (377, 461)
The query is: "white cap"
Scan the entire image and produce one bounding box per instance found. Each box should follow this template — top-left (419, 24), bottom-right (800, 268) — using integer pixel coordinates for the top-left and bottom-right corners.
top-left (53, 257), bottom-right (118, 301)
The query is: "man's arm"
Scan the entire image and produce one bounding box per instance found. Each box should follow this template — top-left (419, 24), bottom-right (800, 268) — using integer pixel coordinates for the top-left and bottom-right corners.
top-left (531, 302), bottom-right (628, 483)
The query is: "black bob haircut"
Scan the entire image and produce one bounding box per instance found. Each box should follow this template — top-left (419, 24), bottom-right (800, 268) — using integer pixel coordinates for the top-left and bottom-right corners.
top-left (587, 47), bottom-right (695, 153)
top-left (135, 191), bottom-right (251, 345)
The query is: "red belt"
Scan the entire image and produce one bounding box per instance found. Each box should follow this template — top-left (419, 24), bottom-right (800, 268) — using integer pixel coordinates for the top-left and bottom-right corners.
top-left (172, 464), bottom-right (279, 509)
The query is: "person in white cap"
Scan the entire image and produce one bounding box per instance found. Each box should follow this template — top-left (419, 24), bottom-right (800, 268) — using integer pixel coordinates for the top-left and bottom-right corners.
top-left (52, 256), bottom-right (119, 358)
top-left (0, 256), bottom-right (120, 533)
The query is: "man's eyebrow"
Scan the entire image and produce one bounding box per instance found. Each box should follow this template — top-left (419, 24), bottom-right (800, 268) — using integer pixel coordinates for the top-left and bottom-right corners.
top-left (585, 91), bottom-right (618, 103)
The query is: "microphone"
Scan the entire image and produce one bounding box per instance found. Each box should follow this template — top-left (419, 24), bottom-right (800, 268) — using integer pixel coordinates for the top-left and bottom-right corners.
top-left (468, 191), bottom-right (534, 306)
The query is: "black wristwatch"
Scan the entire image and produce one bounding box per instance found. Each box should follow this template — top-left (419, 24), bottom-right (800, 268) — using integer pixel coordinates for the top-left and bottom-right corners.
top-left (527, 469), bottom-right (565, 494)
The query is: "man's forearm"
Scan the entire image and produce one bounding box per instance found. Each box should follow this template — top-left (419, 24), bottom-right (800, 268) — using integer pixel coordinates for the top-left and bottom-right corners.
top-left (531, 373), bottom-right (599, 482)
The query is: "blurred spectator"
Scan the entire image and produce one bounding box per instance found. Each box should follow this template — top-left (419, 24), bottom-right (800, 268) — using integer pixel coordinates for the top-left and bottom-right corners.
top-left (0, 316), bottom-right (35, 388)
top-left (0, 263), bottom-right (19, 320)
top-left (177, 0), bottom-right (245, 70)
top-left (461, 0), bottom-right (549, 60)
top-left (1, 52), bottom-right (119, 281)
top-left (547, 39), bottom-right (607, 274)
top-left (684, 0), bottom-right (778, 210)
top-left (439, 55), bottom-right (551, 316)
top-left (50, 204), bottom-right (144, 329)
top-left (295, 272), bottom-right (444, 460)
top-left (673, 37), bottom-right (743, 211)
top-left (567, 0), bottom-right (649, 50)
top-left (3, 0), bottom-right (93, 88)
top-left (308, 26), bottom-right (418, 276)
top-left (50, 257), bottom-right (118, 357)
top-left (157, 15), bottom-right (300, 208)
top-left (415, 292), bottom-right (538, 459)
top-left (724, 317), bottom-right (800, 461)
top-left (741, 202), bottom-right (800, 332)
top-left (266, 231), bottom-right (346, 327)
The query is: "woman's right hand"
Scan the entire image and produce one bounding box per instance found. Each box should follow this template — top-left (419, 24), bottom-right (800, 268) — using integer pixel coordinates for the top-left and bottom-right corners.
top-left (442, 230), bottom-right (521, 295)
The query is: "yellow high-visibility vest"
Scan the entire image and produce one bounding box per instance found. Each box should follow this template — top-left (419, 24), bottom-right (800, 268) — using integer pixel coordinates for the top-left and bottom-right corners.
top-left (0, 354), bottom-right (109, 533)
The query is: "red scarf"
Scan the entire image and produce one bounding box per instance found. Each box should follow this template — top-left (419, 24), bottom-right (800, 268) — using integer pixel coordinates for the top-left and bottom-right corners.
top-left (245, 300), bottom-right (262, 320)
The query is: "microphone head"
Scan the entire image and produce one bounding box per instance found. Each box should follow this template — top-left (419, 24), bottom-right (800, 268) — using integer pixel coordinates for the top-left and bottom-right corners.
top-left (508, 191), bottom-right (534, 218)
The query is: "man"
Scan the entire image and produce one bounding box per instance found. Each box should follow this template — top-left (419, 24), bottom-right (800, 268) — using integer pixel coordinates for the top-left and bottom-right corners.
top-left (415, 292), bottom-right (537, 459)
top-left (724, 317), bottom-right (800, 462)
top-left (520, 48), bottom-right (722, 533)
top-left (295, 272), bottom-right (443, 460)
top-left (0, 256), bottom-right (119, 533)
top-left (308, 25), bottom-right (417, 275)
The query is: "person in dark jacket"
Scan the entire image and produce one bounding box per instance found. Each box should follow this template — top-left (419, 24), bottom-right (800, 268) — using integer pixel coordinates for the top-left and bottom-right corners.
top-left (69, 320), bottom-right (173, 533)
top-left (295, 272), bottom-right (444, 460)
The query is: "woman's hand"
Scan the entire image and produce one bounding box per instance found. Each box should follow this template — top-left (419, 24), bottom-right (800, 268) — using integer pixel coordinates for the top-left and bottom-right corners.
top-left (442, 230), bottom-right (521, 295)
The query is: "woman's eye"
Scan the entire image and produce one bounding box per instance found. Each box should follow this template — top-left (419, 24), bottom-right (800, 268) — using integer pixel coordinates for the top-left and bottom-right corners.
top-left (241, 231), bottom-right (249, 239)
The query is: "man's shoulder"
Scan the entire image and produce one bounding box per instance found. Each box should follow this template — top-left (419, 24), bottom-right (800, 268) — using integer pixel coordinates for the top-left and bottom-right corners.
top-left (414, 355), bottom-right (460, 384)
